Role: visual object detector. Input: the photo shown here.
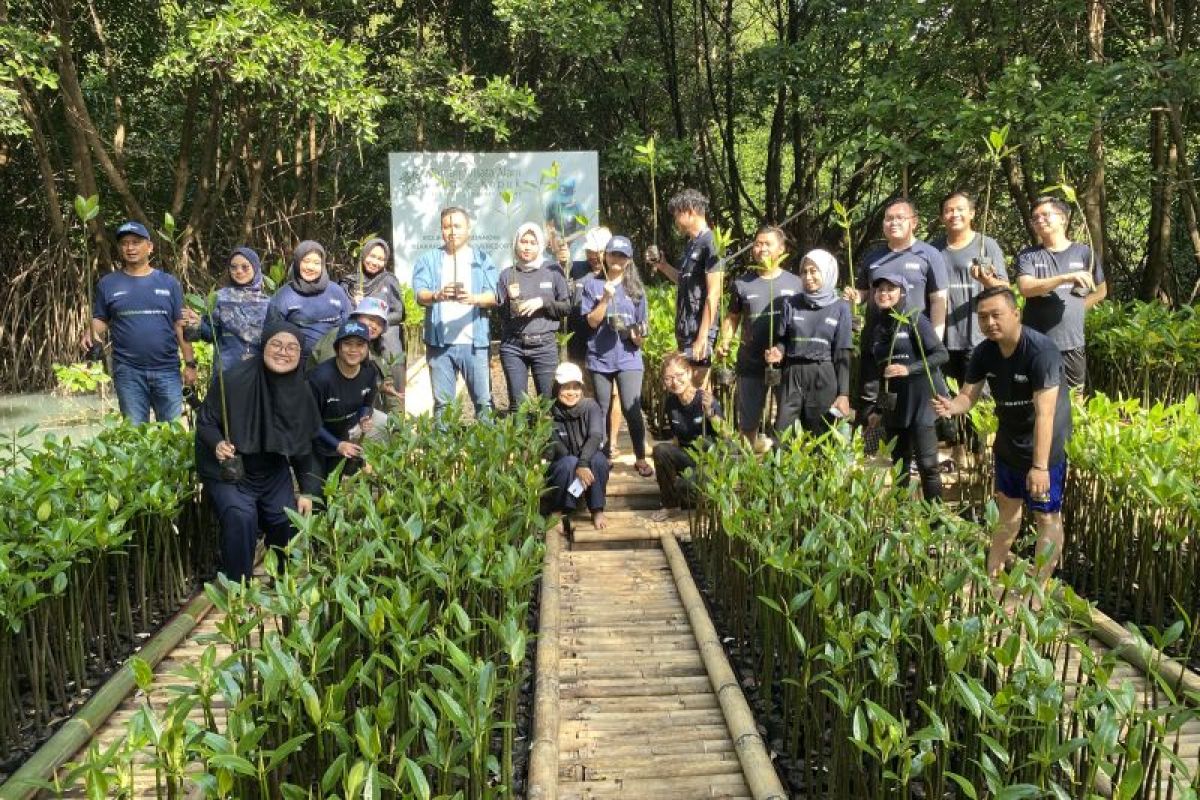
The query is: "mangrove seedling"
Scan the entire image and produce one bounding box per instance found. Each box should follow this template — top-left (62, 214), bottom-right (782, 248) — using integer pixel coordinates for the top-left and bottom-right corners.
top-left (635, 136), bottom-right (660, 248)
top-left (186, 290), bottom-right (242, 480)
top-left (974, 125), bottom-right (1018, 278)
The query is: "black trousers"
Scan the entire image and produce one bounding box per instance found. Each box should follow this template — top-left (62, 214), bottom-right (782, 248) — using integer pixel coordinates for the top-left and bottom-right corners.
top-left (652, 442), bottom-right (699, 508)
top-left (499, 339), bottom-right (558, 409)
top-left (205, 468), bottom-right (296, 583)
top-left (884, 424), bottom-right (942, 502)
top-left (545, 451), bottom-right (610, 513)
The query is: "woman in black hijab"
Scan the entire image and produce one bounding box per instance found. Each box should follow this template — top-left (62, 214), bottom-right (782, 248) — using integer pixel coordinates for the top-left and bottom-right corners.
top-left (543, 361), bottom-right (610, 530)
top-left (195, 319), bottom-right (324, 582)
top-left (338, 237), bottom-right (406, 362)
top-left (266, 240), bottom-right (352, 354)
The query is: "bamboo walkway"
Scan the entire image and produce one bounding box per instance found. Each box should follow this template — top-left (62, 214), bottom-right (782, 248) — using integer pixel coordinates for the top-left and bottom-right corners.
top-left (528, 435), bottom-right (788, 800)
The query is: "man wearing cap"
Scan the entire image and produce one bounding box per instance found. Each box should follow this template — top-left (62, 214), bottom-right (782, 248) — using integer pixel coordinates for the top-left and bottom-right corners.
top-left (83, 220), bottom-right (196, 423)
top-left (308, 320), bottom-right (381, 479)
top-left (934, 286), bottom-right (1073, 591)
top-left (412, 206), bottom-right (499, 419)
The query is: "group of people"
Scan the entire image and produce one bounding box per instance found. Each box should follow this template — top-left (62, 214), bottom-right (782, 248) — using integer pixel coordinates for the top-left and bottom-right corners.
top-left (85, 184), bottom-right (1102, 585)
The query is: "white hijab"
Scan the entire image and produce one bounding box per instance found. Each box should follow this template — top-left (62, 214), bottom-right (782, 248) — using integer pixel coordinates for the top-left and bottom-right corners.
top-left (801, 248), bottom-right (840, 308)
top-left (512, 222), bottom-right (548, 271)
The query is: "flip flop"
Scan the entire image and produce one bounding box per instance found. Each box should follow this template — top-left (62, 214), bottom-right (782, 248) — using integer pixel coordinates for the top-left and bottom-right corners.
top-left (634, 460), bottom-right (654, 478)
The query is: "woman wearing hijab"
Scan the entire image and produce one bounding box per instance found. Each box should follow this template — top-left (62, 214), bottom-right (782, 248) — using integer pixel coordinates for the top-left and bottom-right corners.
top-left (652, 353), bottom-right (723, 509)
top-left (182, 247), bottom-right (271, 372)
top-left (766, 249), bottom-right (854, 434)
top-left (194, 319), bottom-right (324, 583)
top-left (543, 362), bottom-right (610, 530)
top-left (865, 266), bottom-right (948, 501)
top-left (496, 222), bottom-right (571, 407)
top-left (338, 237), bottom-right (406, 362)
top-left (267, 240), bottom-right (351, 354)
top-left (580, 236), bottom-right (653, 477)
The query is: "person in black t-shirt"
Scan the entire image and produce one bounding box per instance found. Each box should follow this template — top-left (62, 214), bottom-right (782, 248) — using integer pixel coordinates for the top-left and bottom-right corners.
top-left (308, 321), bottom-right (380, 480)
top-left (651, 353), bottom-right (724, 509)
top-left (933, 287), bottom-right (1072, 587)
top-left (644, 189), bottom-right (724, 382)
top-left (543, 362), bottom-right (610, 531)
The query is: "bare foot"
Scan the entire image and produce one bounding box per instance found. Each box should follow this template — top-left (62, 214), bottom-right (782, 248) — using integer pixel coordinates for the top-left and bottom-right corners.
top-left (591, 510), bottom-right (608, 529)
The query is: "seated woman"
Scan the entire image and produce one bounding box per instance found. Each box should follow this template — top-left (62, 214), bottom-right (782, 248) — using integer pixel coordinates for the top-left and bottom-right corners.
top-left (496, 222), bottom-right (571, 407)
top-left (194, 320), bottom-right (323, 584)
top-left (866, 267), bottom-right (948, 502)
top-left (651, 353), bottom-right (723, 509)
top-left (308, 321), bottom-right (381, 480)
top-left (579, 236), bottom-right (653, 477)
top-left (765, 248), bottom-right (853, 434)
top-left (181, 246), bottom-right (271, 373)
top-left (543, 362), bottom-right (610, 530)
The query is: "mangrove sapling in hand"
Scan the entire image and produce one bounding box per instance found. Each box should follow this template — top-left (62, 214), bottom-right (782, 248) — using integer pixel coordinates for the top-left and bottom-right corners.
top-left (972, 126), bottom-right (1018, 280)
top-left (186, 290), bottom-right (242, 481)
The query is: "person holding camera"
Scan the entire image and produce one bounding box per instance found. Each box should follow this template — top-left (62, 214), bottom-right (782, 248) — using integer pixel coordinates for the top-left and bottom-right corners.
top-left (865, 267), bottom-right (948, 502)
top-left (412, 207), bottom-right (499, 419)
top-left (579, 236), bottom-right (653, 477)
top-left (496, 222), bottom-right (571, 408)
top-left (934, 287), bottom-right (1072, 587)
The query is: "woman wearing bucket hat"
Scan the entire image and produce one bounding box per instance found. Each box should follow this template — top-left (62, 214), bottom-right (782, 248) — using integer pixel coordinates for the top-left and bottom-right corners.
top-left (766, 249), bottom-right (854, 435)
top-left (307, 320), bottom-right (381, 480)
top-left (267, 240), bottom-right (352, 355)
top-left (865, 266), bottom-right (949, 501)
top-left (182, 246), bottom-right (272, 373)
top-left (543, 361), bottom-right (610, 530)
top-left (338, 237), bottom-right (406, 362)
top-left (579, 235), bottom-right (653, 477)
top-left (496, 222), bottom-right (571, 408)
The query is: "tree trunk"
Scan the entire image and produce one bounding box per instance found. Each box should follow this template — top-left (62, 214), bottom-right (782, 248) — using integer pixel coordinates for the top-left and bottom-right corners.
top-left (1140, 111), bottom-right (1174, 301)
top-left (170, 79), bottom-right (203, 219)
top-left (1081, 0), bottom-right (1108, 269)
top-left (15, 80), bottom-right (66, 245)
top-left (306, 113), bottom-right (319, 240)
top-left (240, 122), bottom-right (276, 243)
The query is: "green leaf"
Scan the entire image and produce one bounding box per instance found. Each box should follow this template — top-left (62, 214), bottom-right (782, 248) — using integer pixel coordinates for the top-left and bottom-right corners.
top-left (208, 754), bottom-right (257, 776)
top-left (403, 758), bottom-right (430, 800)
top-left (129, 656), bottom-right (154, 692)
top-left (1115, 761), bottom-right (1144, 800)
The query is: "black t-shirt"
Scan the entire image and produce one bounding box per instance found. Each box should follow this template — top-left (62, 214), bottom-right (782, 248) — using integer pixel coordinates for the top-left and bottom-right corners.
top-left (728, 269), bottom-right (803, 372)
top-left (778, 296), bottom-right (853, 362)
top-left (675, 229), bottom-right (723, 348)
top-left (666, 390), bottom-right (723, 447)
top-left (308, 359), bottom-right (379, 455)
top-left (966, 327), bottom-right (1072, 468)
top-left (495, 265), bottom-right (570, 340)
top-left (856, 240), bottom-right (948, 317)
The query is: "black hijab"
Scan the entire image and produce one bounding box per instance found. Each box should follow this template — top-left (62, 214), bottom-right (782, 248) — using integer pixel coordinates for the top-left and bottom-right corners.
top-left (201, 319), bottom-right (323, 457)
top-left (347, 238), bottom-right (393, 297)
top-left (288, 240), bottom-right (330, 296)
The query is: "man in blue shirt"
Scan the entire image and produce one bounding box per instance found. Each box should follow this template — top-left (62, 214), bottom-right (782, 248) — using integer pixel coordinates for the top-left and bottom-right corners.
top-left (411, 207), bottom-right (499, 419)
top-left (83, 220), bottom-right (196, 423)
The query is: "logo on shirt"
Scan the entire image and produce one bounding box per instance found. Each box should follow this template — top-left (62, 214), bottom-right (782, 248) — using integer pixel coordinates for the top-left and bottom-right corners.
top-left (693, 416), bottom-right (704, 424)
top-left (905, 262), bottom-right (921, 271)
top-left (746, 294), bottom-right (760, 300)
top-left (154, 289), bottom-right (171, 297)
top-left (895, 331), bottom-right (910, 339)
top-left (539, 282), bottom-right (553, 289)
top-left (113, 291), bottom-right (128, 298)
top-left (780, 289), bottom-right (796, 296)
top-left (824, 317), bottom-right (838, 326)
top-left (1069, 262), bottom-right (1084, 270)
top-left (331, 299), bottom-right (342, 308)
top-left (1014, 374), bottom-right (1029, 383)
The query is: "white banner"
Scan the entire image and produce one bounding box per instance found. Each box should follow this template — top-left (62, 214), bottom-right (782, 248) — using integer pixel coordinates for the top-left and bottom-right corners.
top-left (388, 151), bottom-right (600, 284)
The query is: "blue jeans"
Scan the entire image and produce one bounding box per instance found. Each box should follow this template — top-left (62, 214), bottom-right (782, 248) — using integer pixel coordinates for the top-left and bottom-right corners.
top-left (428, 343), bottom-right (492, 419)
top-left (112, 363), bottom-right (182, 423)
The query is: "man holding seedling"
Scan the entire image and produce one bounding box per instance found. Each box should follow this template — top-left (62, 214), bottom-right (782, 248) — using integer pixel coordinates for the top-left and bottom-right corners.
top-left (83, 220), bottom-right (197, 423)
top-left (645, 189), bottom-right (724, 383)
top-left (717, 225), bottom-right (802, 442)
top-left (1015, 196), bottom-right (1107, 390)
top-left (412, 207), bottom-right (499, 419)
top-left (845, 198), bottom-right (948, 411)
top-left (933, 286), bottom-right (1072, 587)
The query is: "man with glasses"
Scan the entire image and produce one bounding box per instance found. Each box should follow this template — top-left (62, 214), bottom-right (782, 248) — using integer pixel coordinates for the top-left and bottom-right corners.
top-left (843, 198), bottom-right (948, 412)
top-left (83, 220), bottom-right (197, 423)
top-left (1015, 196), bottom-right (1107, 389)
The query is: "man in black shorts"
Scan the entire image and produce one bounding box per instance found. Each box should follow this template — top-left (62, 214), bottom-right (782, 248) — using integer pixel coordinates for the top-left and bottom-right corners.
top-left (933, 287), bottom-right (1072, 586)
top-left (645, 189), bottom-right (724, 384)
top-left (1015, 196), bottom-right (1106, 389)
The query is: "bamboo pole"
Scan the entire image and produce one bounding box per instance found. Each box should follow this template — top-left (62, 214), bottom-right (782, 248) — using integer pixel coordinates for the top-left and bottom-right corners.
top-left (0, 590), bottom-right (215, 800)
top-left (659, 532), bottom-right (787, 800)
top-left (1087, 606), bottom-right (1200, 702)
top-left (528, 523), bottom-right (563, 800)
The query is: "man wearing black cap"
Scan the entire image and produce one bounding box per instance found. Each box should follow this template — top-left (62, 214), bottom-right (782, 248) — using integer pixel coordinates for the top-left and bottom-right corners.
top-left (83, 220), bottom-right (196, 423)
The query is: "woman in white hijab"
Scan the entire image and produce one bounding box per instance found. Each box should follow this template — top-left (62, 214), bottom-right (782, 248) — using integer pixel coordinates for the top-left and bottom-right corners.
top-left (496, 222), bottom-right (572, 408)
top-left (765, 249), bottom-right (854, 434)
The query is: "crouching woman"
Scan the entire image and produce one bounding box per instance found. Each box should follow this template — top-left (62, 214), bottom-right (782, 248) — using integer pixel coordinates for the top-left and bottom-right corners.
top-left (195, 320), bottom-right (324, 583)
top-left (652, 353), bottom-right (723, 509)
top-left (543, 362), bottom-right (610, 530)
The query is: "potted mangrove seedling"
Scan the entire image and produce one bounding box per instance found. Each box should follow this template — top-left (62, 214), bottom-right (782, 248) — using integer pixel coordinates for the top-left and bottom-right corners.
top-left (186, 290), bottom-right (242, 481)
top-left (972, 125), bottom-right (1018, 282)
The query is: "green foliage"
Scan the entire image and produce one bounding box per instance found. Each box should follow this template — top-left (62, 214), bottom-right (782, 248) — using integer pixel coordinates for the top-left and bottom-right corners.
top-left (690, 430), bottom-right (1198, 796)
top-left (51, 361), bottom-right (111, 395)
top-left (0, 22), bottom-right (58, 138)
top-left (442, 73), bottom-right (538, 142)
top-left (0, 422), bottom-right (216, 758)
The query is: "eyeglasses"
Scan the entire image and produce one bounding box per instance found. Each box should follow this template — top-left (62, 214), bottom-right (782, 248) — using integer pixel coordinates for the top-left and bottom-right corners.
top-left (1031, 212), bottom-right (1060, 221)
top-left (883, 215), bottom-right (912, 223)
top-left (229, 262), bottom-right (253, 272)
top-left (266, 341), bottom-right (301, 355)
top-left (663, 373), bottom-right (690, 383)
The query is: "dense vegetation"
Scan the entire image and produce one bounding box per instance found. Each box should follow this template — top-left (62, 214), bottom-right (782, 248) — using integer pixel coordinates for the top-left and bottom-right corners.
top-left (5, 0), bottom-right (1200, 390)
